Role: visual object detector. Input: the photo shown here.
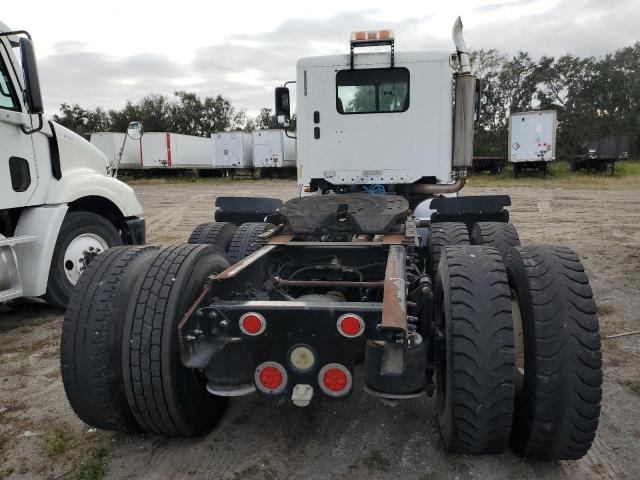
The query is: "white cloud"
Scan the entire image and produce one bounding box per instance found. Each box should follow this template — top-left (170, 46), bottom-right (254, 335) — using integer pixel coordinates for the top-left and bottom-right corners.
top-left (2, 0), bottom-right (637, 115)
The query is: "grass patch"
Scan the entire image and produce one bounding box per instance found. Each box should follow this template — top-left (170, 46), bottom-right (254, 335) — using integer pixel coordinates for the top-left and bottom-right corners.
top-left (231, 458), bottom-right (279, 480)
top-left (467, 160), bottom-right (640, 189)
top-left (0, 468), bottom-right (14, 480)
top-left (621, 379), bottom-right (640, 397)
top-left (597, 303), bottom-right (616, 316)
top-left (11, 356), bottom-right (30, 377)
top-left (72, 448), bottom-right (107, 480)
top-left (44, 428), bottom-right (76, 459)
top-left (0, 431), bottom-right (8, 456)
top-left (362, 449), bottom-right (390, 472)
top-left (1, 399), bottom-right (25, 415)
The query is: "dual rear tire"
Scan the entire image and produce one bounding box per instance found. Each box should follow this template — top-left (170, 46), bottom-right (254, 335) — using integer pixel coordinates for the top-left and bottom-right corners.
top-left (63, 220), bottom-right (274, 436)
top-left (187, 221), bottom-right (274, 263)
top-left (61, 244), bottom-right (230, 436)
top-left (434, 242), bottom-right (602, 458)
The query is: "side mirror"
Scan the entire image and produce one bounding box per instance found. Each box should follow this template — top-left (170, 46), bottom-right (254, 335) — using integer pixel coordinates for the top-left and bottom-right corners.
top-left (274, 87), bottom-right (290, 127)
top-left (127, 121), bottom-right (144, 140)
top-left (19, 37), bottom-right (43, 115)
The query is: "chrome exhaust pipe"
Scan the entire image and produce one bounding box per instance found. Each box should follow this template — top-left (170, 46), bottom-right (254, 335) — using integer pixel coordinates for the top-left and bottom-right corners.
top-left (398, 178), bottom-right (467, 195)
top-left (451, 17), bottom-right (474, 170)
top-left (452, 17), bottom-right (471, 75)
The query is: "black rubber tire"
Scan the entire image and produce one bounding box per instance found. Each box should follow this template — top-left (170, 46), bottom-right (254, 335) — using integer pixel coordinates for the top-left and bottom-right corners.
top-left (122, 244), bottom-right (230, 436)
top-left (187, 222), bottom-right (237, 251)
top-left (227, 222), bottom-right (274, 263)
top-left (427, 222), bottom-right (469, 276)
top-left (434, 245), bottom-right (515, 454)
top-left (470, 222), bottom-right (521, 258)
top-left (505, 246), bottom-right (602, 460)
top-left (45, 211), bottom-right (122, 308)
top-left (61, 245), bottom-right (159, 432)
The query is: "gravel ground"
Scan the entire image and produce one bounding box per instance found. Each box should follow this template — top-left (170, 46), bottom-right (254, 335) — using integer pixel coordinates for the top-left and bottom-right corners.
top-left (1, 181), bottom-right (639, 480)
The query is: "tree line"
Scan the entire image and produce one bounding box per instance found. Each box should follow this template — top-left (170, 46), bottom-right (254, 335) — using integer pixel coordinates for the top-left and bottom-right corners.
top-left (54, 90), bottom-right (280, 138)
top-left (55, 43), bottom-right (639, 159)
top-left (472, 43), bottom-right (639, 159)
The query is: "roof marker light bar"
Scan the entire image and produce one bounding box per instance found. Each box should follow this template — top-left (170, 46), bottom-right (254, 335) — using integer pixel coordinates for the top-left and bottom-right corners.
top-left (349, 29), bottom-right (395, 69)
top-left (350, 29), bottom-right (394, 46)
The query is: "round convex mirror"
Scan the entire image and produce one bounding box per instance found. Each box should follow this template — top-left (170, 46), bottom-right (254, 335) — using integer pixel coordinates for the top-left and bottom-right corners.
top-left (127, 121), bottom-right (144, 140)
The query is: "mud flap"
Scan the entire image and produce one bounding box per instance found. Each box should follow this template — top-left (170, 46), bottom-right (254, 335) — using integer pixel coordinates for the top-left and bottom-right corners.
top-left (214, 196), bottom-right (283, 225)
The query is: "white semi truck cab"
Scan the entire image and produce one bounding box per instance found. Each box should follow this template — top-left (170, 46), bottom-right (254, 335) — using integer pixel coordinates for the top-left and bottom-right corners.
top-left (0, 22), bottom-right (145, 307)
top-left (274, 21), bottom-right (478, 201)
top-left (61, 19), bottom-right (602, 462)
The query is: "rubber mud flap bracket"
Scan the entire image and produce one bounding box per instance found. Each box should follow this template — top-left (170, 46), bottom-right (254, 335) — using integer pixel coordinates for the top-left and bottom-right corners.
top-left (381, 342), bottom-right (405, 376)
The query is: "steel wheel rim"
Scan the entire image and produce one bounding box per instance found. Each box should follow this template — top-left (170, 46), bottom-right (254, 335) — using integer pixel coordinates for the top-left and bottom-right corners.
top-left (63, 233), bottom-right (109, 285)
top-left (511, 289), bottom-right (525, 391)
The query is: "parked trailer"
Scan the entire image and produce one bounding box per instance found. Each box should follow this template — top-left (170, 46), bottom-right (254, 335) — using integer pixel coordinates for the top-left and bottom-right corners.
top-left (571, 133), bottom-right (635, 174)
top-left (252, 129), bottom-right (296, 170)
top-left (91, 132), bottom-right (212, 170)
top-left (63, 20), bottom-right (602, 461)
top-left (508, 110), bottom-right (557, 177)
top-left (90, 132), bottom-right (142, 169)
top-left (471, 156), bottom-right (507, 175)
top-left (212, 131), bottom-right (253, 169)
top-left (142, 132), bottom-right (212, 169)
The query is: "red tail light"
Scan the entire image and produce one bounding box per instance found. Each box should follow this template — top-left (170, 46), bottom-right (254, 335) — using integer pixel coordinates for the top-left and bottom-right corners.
top-left (318, 363), bottom-right (352, 397)
top-left (239, 312), bottom-right (266, 335)
top-left (255, 362), bottom-right (287, 394)
top-left (337, 313), bottom-right (364, 338)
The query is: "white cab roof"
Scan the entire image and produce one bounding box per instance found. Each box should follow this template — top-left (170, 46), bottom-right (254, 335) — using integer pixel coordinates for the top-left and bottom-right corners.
top-left (297, 50), bottom-right (451, 69)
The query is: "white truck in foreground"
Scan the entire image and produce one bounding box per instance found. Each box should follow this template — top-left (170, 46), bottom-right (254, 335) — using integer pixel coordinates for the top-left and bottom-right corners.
top-left (0, 22), bottom-right (145, 307)
top-left (62, 19), bottom-right (601, 461)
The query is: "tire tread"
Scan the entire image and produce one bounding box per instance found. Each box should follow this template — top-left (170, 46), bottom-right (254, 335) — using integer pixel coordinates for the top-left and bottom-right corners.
top-left (437, 245), bottom-right (515, 454)
top-left (507, 246), bottom-right (602, 460)
top-left (61, 245), bottom-right (158, 431)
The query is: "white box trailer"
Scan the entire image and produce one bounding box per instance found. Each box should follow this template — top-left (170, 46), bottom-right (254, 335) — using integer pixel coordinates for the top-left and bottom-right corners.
top-left (212, 132), bottom-right (253, 168)
top-left (90, 132), bottom-right (142, 169)
top-left (92, 132), bottom-right (213, 170)
top-left (508, 110), bottom-right (557, 163)
top-left (142, 132), bottom-right (212, 169)
top-left (252, 129), bottom-right (296, 168)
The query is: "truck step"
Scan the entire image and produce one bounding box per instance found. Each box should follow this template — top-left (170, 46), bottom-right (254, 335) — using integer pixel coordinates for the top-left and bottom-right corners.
top-left (0, 235), bottom-right (38, 247)
top-left (0, 288), bottom-right (24, 302)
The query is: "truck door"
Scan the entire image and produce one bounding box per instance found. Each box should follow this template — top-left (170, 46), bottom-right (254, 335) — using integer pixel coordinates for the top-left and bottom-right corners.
top-left (0, 45), bottom-right (37, 209)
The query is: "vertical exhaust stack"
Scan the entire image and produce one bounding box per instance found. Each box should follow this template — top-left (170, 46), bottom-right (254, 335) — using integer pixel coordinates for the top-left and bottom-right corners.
top-left (452, 17), bottom-right (475, 172)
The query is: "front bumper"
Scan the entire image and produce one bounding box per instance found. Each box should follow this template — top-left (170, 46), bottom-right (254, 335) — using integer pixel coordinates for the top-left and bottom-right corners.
top-left (121, 217), bottom-right (146, 245)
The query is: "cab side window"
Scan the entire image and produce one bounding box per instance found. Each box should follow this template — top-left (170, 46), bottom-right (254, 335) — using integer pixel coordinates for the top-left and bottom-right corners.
top-left (0, 57), bottom-right (18, 110)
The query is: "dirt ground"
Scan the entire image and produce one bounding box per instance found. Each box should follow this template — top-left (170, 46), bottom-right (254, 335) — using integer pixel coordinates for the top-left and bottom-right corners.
top-left (1, 181), bottom-right (639, 480)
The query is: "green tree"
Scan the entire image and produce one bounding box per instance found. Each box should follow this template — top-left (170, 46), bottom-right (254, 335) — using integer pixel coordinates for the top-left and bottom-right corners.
top-left (53, 103), bottom-right (111, 138)
top-left (108, 94), bottom-right (173, 133)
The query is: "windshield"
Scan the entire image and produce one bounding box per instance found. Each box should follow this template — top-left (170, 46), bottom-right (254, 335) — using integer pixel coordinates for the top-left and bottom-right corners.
top-left (0, 56), bottom-right (18, 110)
top-left (336, 67), bottom-right (409, 114)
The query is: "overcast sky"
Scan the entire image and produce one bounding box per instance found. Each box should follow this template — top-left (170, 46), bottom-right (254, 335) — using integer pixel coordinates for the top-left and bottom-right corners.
top-left (2, 0), bottom-right (638, 115)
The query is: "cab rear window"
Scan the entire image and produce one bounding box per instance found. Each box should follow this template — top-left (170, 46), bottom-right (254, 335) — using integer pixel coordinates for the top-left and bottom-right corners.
top-left (336, 67), bottom-right (409, 114)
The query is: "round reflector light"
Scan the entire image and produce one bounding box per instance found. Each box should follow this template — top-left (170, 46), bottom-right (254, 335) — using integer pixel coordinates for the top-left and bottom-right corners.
top-left (289, 345), bottom-right (316, 372)
top-left (324, 369), bottom-right (347, 391)
top-left (255, 361), bottom-right (287, 394)
top-left (318, 363), bottom-right (353, 397)
top-left (260, 367), bottom-right (282, 389)
top-left (239, 312), bottom-right (266, 335)
top-left (337, 314), bottom-right (364, 338)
